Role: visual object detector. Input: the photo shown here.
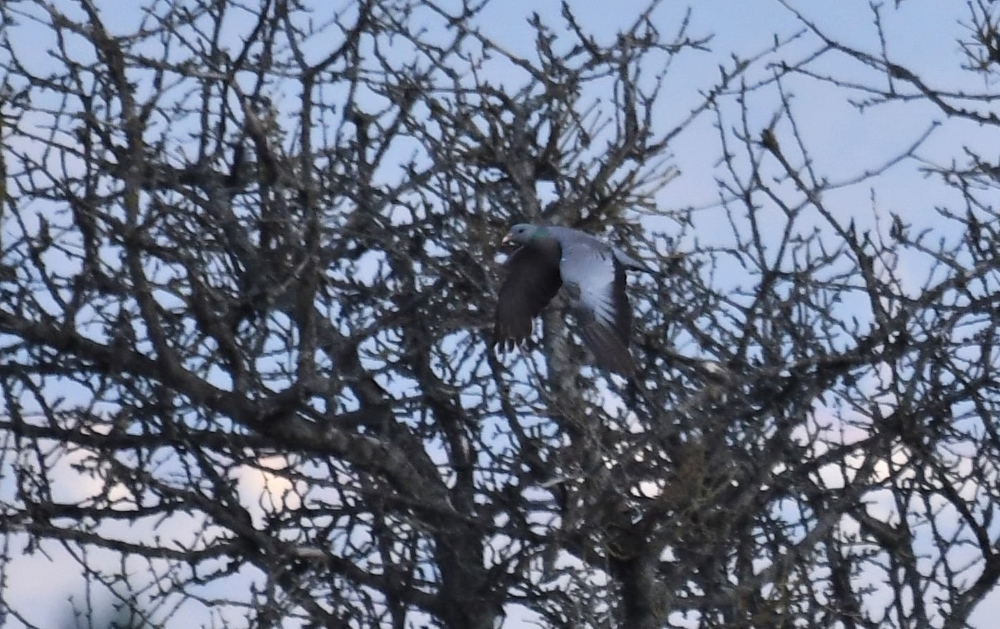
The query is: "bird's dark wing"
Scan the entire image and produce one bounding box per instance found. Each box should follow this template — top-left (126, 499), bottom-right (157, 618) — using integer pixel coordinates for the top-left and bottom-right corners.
top-left (558, 238), bottom-right (636, 376)
top-left (493, 244), bottom-right (562, 351)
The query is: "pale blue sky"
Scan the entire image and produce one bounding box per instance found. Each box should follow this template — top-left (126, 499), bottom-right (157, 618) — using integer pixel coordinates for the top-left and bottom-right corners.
top-left (468, 1), bottom-right (982, 250)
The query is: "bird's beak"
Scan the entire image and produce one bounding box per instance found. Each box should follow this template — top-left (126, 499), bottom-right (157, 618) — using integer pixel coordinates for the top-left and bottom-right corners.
top-left (501, 234), bottom-right (513, 245)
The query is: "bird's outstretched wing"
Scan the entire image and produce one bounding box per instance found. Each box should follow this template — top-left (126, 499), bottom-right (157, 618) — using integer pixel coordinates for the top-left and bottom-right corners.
top-left (493, 244), bottom-right (562, 351)
top-left (558, 238), bottom-right (635, 376)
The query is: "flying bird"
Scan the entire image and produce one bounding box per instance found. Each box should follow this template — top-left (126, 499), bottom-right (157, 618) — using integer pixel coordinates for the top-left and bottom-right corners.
top-left (493, 223), bottom-right (656, 376)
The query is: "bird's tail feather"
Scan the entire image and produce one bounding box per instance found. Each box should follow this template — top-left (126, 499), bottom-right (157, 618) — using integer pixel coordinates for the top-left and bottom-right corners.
top-left (579, 323), bottom-right (636, 376)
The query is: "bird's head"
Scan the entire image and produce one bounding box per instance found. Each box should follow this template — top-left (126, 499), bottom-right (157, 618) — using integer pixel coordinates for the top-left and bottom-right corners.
top-left (502, 223), bottom-right (543, 246)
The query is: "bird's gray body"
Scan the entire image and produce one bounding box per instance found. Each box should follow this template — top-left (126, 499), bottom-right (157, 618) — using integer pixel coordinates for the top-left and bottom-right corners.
top-left (544, 225), bottom-right (653, 272)
top-left (493, 224), bottom-right (655, 375)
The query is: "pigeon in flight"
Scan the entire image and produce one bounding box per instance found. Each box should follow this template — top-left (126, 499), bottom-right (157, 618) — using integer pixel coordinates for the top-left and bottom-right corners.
top-left (493, 224), bottom-right (656, 376)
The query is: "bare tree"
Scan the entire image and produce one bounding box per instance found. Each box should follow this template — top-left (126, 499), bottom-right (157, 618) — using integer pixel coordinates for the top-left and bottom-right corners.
top-left (1, 0), bottom-right (999, 627)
